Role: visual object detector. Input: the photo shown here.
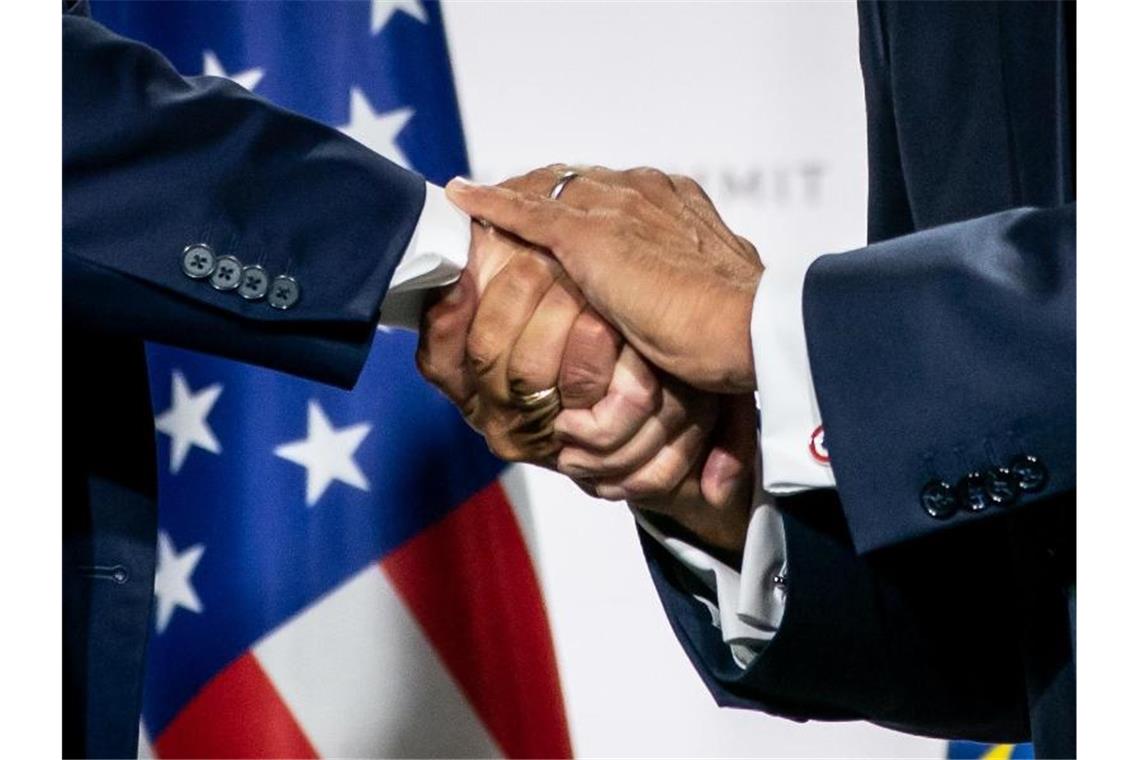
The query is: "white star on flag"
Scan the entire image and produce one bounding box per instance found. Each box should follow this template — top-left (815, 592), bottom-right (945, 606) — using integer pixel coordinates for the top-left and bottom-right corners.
top-left (202, 49), bottom-right (265, 92)
top-left (339, 87), bottom-right (414, 167)
top-left (154, 531), bottom-right (205, 634)
top-left (154, 371), bottom-right (223, 474)
top-left (274, 400), bottom-right (373, 507)
top-left (371, 0), bottom-right (428, 34)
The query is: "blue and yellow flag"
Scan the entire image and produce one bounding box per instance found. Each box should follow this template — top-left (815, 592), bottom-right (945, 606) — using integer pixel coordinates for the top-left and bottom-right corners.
top-left (949, 741), bottom-right (1035, 759)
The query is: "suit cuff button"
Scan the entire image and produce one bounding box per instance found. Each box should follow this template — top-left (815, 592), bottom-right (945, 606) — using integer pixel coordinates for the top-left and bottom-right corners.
top-left (1009, 454), bottom-right (1048, 493)
top-left (921, 480), bottom-right (957, 519)
top-left (239, 264), bottom-right (270, 301)
top-left (984, 467), bottom-right (1021, 506)
top-left (268, 275), bottom-right (301, 310)
top-left (957, 472), bottom-right (990, 512)
top-left (181, 243), bottom-right (216, 279)
top-left (209, 255), bottom-right (243, 291)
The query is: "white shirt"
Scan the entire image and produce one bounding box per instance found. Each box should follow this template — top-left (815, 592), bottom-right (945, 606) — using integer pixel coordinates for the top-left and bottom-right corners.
top-left (378, 183), bottom-right (472, 329)
top-left (389, 183), bottom-right (831, 662)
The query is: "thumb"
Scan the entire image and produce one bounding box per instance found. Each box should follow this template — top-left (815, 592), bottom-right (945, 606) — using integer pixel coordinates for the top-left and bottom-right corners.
top-left (700, 394), bottom-right (757, 510)
top-left (416, 270), bottom-right (478, 406)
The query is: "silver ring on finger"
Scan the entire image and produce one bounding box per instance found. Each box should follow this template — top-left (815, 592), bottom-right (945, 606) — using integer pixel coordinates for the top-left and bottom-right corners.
top-left (549, 170), bottom-right (581, 200)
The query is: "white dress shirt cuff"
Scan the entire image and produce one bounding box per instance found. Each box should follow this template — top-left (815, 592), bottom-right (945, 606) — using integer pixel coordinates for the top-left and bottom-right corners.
top-left (751, 255), bottom-right (837, 493)
top-left (635, 483), bottom-right (787, 669)
top-left (378, 182), bottom-right (471, 329)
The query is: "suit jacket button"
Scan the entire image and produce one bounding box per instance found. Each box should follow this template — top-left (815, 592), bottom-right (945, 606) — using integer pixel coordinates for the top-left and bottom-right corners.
top-left (957, 472), bottom-right (989, 512)
top-left (181, 244), bottom-right (216, 279)
top-left (921, 480), bottom-right (957, 519)
top-left (984, 467), bottom-right (1021, 506)
top-left (1009, 454), bottom-right (1048, 493)
top-left (209, 255), bottom-right (243, 291)
top-left (268, 275), bottom-right (300, 310)
top-left (239, 265), bottom-right (269, 300)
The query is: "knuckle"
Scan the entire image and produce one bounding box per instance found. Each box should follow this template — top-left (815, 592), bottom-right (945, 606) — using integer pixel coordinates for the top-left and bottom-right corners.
top-left (597, 448), bottom-right (636, 474)
top-left (459, 395), bottom-right (480, 421)
top-left (616, 373), bottom-right (660, 417)
top-left (670, 174), bottom-right (707, 200)
top-left (502, 253), bottom-right (553, 295)
top-left (559, 362), bottom-right (607, 401)
top-left (506, 353), bottom-right (551, 394)
top-left (621, 385), bottom-right (657, 418)
top-left (577, 164), bottom-right (606, 181)
top-left (414, 345), bottom-right (439, 383)
top-left (625, 459), bottom-right (684, 499)
top-left (591, 425), bottom-right (623, 451)
top-left (574, 310), bottom-right (619, 346)
top-left (421, 307), bottom-right (456, 342)
top-left (735, 234), bottom-right (760, 259)
top-left (628, 166), bottom-right (672, 189)
top-left (487, 426), bottom-right (553, 464)
top-left (621, 472), bottom-right (664, 500)
top-left (421, 296), bottom-right (459, 334)
top-left (465, 328), bottom-right (500, 377)
top-left (513, 166), bottom-right (560, 193)
top-left (670, 173), bottom-right (698, 191)
top-left (485, 435), bottom-right (520, 462)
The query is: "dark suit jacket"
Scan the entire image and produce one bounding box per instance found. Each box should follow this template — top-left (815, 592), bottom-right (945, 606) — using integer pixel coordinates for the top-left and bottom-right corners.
top-left (63, 7), bottom-right (425, 756)
top-left (640, 2), bottom-right (1075, 757)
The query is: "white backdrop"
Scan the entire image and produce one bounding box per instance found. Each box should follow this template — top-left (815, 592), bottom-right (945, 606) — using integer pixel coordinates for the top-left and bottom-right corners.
top-left (445, 2), bottom-right (945, 757)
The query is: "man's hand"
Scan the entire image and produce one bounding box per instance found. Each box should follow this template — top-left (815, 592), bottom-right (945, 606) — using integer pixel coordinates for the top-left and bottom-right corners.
top-left (419, 251), bottom-right (752, 558)
top-left (416, 225), bottom-right (618, 463)
top-left (446, 167), bottom-right (764, 394)
top-left (418, 167), bottom-right (760, 559)
top-left (417, 220), bottom-right (723, 489)
top-left (631, 393), bottom-right (758, 562)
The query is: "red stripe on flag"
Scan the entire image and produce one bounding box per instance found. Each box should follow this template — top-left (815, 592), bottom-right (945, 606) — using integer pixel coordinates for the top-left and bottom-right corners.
top-left (382, 480), bottom-right (573, 759)
top-left (154, 652), bottom-right (319, 759)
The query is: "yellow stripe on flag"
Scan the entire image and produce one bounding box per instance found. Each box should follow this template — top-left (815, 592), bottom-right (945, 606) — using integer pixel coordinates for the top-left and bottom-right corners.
top-left (980, 745), bottom-right (1015, 760)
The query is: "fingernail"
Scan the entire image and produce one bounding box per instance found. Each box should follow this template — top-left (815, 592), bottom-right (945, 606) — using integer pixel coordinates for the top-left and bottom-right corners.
top-left (714, 475), bottom-right (742, 506)
top-left (559, 462), bottom-right (587, 478)
top-left (595, 485), bottom-right (628, 501)
top-left (578, 481), bottom-right (600, 499)
top-left (556, 449), bottom-right (582, 476)
top-left (447, 176), bottom-right (473, 192)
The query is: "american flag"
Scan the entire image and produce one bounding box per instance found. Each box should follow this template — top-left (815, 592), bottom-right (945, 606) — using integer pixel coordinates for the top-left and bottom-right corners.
top-left (91, 2), bottom-right (572, 757)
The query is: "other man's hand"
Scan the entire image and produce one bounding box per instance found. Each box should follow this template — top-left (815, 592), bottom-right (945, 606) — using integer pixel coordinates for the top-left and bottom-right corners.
top-left (446, 167), bottom-right (764, 394)
top-left (418, 167), bottom-right (760, 559)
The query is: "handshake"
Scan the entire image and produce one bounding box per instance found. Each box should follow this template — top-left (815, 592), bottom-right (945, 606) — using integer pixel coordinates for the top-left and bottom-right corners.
top-left (417, 165), bottom-right (766, 561)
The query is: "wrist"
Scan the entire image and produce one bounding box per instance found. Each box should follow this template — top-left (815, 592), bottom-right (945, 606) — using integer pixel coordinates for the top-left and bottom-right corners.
top-left (634, 504), bottom-right (748, 571)
top-left (723, 268), bottom-right (763, 394)
top-left (632, 472), bottom-right (753, 566)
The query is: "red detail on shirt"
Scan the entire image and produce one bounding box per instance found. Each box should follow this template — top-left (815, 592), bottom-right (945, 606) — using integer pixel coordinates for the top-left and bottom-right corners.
top-left (809, 425), bottom-right (830, 464)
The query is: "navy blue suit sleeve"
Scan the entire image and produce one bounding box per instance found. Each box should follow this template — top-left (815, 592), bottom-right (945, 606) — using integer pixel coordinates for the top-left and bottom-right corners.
top-left (637, 492), bottom-right (1031, 743)
top-left (803, 204), bottom-right (1075, 552)
top-left (63, 15), bottom-right (426, 388)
